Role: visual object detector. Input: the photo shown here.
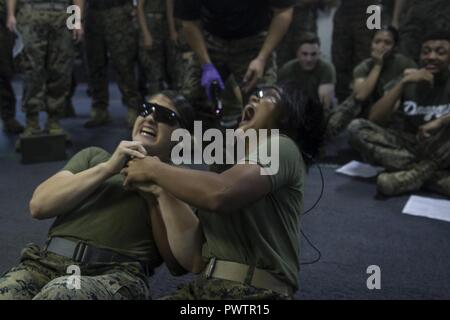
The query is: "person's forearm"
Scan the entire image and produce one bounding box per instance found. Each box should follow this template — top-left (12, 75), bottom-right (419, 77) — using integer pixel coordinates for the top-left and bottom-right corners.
top-left (157, 191), bottom-right (204, 273)
top-left (7, 0), bottom-right (16, 17)
top-left (256, 7), bottom-right (293, 62)
top-left (392, 0), bottom-right (406, 27)
top-left (73, 0), bottom-right (84, 15)
top-left (30, 163), bottom-right (114, 220)
top-left (354, 64), bottom-right (382, 101)
top-left (182, 20), bottom-right (210, 65)
top-left (440, 114), bottom-right (450, 126)
top-left (147, 162), bottom-right (226, 212)
top-left (166, 0), bottom-right (177, 35)
top-left (369, 79), bottom-right (405, 124)
top-left (137, 0), bottom-right (151, 37)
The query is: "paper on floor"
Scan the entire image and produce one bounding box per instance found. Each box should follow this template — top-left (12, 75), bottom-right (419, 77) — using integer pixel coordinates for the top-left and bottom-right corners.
top-left (336, 161), bottom-right (384, 178)
top-left (402, 196), bottom-right (450, 223)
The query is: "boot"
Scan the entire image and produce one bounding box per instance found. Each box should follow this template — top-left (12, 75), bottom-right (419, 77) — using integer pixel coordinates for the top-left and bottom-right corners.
top-left (3, 118), bottom-right (24, 134)
top-left (16, 113), bottom-right (41, 151)
top-left (84, 108), bottom-right (110, 128)
top-left (377, 160), bottom-right (438, 196)
top-left (424, 170), bottom-right (450, 197)
top-left (45, 116), bottom-right (71, 142)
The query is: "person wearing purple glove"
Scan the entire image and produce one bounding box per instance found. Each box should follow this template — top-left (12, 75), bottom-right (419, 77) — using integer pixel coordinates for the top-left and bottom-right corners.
top-left (175, 0), bottom-right (294, 122)
top-left (201, 63), bottom-right (225, 101)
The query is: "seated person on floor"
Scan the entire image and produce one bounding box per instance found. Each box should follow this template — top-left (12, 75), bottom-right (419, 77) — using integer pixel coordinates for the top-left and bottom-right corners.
top-left (278, 32), bottom-right (336, 111)
top-left (327, 26), bottom-right (417, 137)
top-left (348, 32), bottom-right (450, 197)
top-left (121, 83), bottom-right (326, 300)
top-left (0, 91), bottom-right (199, 300)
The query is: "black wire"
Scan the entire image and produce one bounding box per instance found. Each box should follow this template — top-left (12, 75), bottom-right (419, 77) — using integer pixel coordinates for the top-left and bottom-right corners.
top-left (300, 161), bottom-right (324, 265)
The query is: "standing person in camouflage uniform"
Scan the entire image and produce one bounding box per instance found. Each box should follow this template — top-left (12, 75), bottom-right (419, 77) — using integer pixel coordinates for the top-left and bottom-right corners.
top-left (137, 0), bottom-right (181, 98)
top-left (6, 0), bottom-right (83, 145)
top-left (122, 84), bottom-right (326, 299)
top-left (276, 0), bottom-right (319, 68)
top-left (327, 26), bottom-right (416, 137)
top-left (0, 91), bottom-right (198, 300)
top-left (348, 33), bottom-right (450, 197)
top-left (83, 0), bottom-right (142, 128)
top-left (0, 0), bottom-right (23, 133)
top-left (398, 0), bottom-right (450, 63)
top-left (332, 0), bottom-right (401, 103)
top-left (174, 0), bottom-right (294, 123)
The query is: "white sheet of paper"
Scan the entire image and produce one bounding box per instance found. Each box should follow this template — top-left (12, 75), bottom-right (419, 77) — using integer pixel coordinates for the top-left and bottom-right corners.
top-left (336, 161), bottom-right (384, 178)
top-left (402, 196), bottom-right (450, 223)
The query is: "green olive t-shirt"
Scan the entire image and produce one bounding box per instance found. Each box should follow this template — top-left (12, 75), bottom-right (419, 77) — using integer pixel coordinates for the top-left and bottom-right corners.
top-left (198, 135), bottom-right (304, 290)
top-left (48, 147), bottom-right (162, 267)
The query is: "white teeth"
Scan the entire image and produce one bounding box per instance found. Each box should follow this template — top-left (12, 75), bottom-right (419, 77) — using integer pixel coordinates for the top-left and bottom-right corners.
top-left (140, 127), bottom-right (156, 137)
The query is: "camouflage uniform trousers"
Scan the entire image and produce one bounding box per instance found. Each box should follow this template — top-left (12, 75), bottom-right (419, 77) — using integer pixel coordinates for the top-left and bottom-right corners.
top-left (161, 275), bottom-right (290, 300)
top-left (276, 3), bottom-right (317, 68)
top-left (0, 244), bottom-right (150, 300)
top-left (348, 118), bottom-right (450, 196)
top-left (326, 95), bottom-right (362, 138)
top-left (16, 5), bottom-right (74, 118)
top-left (84, 3), bottom-right (141, 111)
top-left (0, 17), bottom-right (16, 122)
top-left (181, 31), bottom-right (277, 123)
top-left (138, 14), bottom-right (181, 96)
top-left (398, 0), bottom-right (450, 63)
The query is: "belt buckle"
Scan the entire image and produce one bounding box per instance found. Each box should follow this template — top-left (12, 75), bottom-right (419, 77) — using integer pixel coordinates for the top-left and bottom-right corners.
top-left (72, 242), bottom-right (88, 263)
top-left (205, 257), bottom-right (217, 279)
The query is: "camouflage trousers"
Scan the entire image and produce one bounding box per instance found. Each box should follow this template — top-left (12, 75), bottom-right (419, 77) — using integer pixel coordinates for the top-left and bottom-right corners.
top-left (16, 6), bottom-right (74, 117)
top-left (399, 0), bottom-right (450, 63)
top-left (348, 119), bottom-right (450, 196)
top-left (276, 4), bottom-right (317, 68)
top-left (181, 31), bottom-right (277, 122)
top-left (84, 4), bottom-right (141, 111)
top-left (0, 244), bottom-right (150, 300)
top-left (0, 20), bottom-right (16, 121)
top-left (326, 95), bottom-right (362, 138)
top-left (161, 275), bottom-right (290, 300)
top-left (138, 14), bottom-right (181, 96)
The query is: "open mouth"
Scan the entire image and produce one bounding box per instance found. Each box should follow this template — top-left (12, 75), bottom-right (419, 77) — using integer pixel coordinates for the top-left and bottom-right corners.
top-left (240, 105), bottom-right (256, 124)
top-left (140, 126), bottom-right (157, 138)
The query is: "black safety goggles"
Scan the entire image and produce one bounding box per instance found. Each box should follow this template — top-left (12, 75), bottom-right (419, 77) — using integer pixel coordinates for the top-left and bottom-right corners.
top-left (138, 102), bottom-right (181, 127)
top-left (251, 85), bottom-right (283, 105)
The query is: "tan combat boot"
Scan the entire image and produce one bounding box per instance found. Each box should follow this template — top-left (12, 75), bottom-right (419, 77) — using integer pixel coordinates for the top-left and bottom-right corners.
top-left (16, 113), bottom-right (41, 151)
top-left (45, 116), bottom-right (71, 142)
top-left (424, 170), bottom-right (450, 197)
top-left (377, 160), bottom-right (438, 196)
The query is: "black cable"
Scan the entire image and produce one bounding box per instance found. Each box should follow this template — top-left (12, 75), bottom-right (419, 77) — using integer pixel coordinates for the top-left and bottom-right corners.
top-left (300, 161), bottom-right (324, 265)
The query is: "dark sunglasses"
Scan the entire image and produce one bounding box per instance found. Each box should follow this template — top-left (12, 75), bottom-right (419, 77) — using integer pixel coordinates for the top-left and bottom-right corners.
top-left (251, 85), bottom-right (282, 105)
top-left (138, 102), bottom-right (180, 127)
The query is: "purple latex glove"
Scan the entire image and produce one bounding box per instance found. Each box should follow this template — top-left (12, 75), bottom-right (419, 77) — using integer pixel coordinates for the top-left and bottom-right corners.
top-left (201, 63), bottom-right (225, 101)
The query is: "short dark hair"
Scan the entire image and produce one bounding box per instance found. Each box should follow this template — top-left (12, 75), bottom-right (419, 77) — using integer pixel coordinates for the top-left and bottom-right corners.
top-left (275, 82), bottom-right (326, 166)
top-left (297, 32), bottom-right (321, 49)
top-left (422, 31), bottom-right (450, 44)
top-left (374, 25), bottom-right (399, 45)
top-left (151, 90), bottom-right (195, 133)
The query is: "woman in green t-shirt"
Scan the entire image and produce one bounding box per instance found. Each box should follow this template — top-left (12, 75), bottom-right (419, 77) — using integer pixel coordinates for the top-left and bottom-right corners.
top-left (0, 91), bottom-right (200, 300)
top-left (122, 83), bottom-right (326, 299)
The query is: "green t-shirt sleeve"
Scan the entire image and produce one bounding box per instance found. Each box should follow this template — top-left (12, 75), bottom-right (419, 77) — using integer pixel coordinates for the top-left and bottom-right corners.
top-left (245, 135), bottom-right (303, 192)
top-left (278, 60), bottom-right (296, 82)
top-left (353, 60), bottom-right (370, 80)
top-left (62, 147), bottom-right (109, 174)
top-left (320, 61), bottom-right (336, 85)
